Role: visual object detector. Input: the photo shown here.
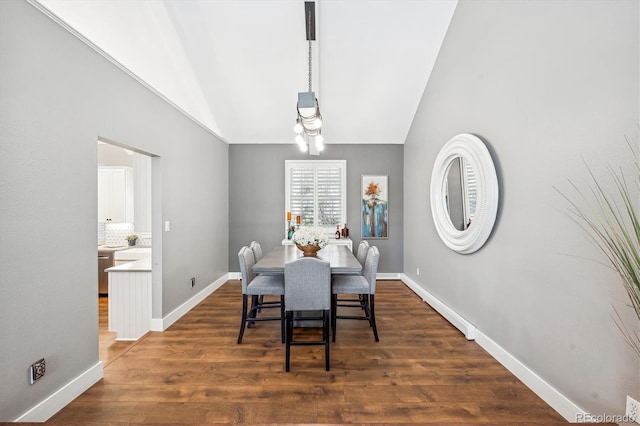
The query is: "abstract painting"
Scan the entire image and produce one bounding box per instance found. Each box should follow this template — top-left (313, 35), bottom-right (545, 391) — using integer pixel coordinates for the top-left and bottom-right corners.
top-left (361, 174), bottom-right (388, 239)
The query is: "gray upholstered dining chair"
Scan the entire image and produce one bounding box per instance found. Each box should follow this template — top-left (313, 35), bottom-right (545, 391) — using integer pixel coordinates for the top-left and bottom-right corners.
top-left (284, 257), bottom-right (331, 371)
top-left (237, 246), bottom-right (285, 344)
top-left (355, 240), bottom-right (370, 267)
top-left (250, 241), bottom-right (271, 312)
top-left (250, 241), bottom-right (263, 262)
top-left (331, 246), bottom-right (380, 342)
top-left (335, 240), bottom-right (370, 311)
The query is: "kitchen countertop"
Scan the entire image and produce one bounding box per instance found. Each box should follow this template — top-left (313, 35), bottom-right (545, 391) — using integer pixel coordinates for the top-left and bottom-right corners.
top-left (114, 247), bottom-right (152, 261)
top-left (98, 245), bottom-right (128, 252)
top-left (99, 244), bottom-right (151, 250)
top-left (116, 247), bottom-right (151, 254)
top-left (106, 258), bottom-right (151, 272)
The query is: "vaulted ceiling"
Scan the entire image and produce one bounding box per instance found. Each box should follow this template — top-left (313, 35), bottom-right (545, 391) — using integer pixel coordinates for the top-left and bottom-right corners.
top-left (36, 0), bottom-right (457, 145)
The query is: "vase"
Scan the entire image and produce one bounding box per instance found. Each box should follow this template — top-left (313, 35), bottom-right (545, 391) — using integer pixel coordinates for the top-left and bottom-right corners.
top-left (295, 244), bottom-right (321, 257)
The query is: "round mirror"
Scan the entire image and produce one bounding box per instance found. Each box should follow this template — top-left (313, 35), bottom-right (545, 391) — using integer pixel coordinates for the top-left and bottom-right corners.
top-left (444, 156), bottom-right (477, 231)
top-left (430, 134), bottom-right (498, 254)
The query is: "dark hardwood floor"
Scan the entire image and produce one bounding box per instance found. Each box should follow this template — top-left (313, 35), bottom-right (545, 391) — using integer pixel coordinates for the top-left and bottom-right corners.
top-left (50, 280), bottom-right (567, 424)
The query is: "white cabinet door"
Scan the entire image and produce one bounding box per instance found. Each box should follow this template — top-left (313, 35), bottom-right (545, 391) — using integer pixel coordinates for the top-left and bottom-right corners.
top-left (98, 167), bottom-right (133, 223)
top-left (97, 168), bottom-right (111, 222)
top-left (107, 168), bottom-right (126, 222)
top-left (133, 153), bottom-right (152, 232)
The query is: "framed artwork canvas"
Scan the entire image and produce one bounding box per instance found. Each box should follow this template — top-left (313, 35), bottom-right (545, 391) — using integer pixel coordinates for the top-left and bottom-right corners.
top-left (361, 174), bottom-right (388, 239)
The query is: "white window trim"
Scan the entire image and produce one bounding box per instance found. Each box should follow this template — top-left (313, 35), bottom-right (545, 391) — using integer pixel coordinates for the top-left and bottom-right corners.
top-left (285, 160), bottom-right (347, 234)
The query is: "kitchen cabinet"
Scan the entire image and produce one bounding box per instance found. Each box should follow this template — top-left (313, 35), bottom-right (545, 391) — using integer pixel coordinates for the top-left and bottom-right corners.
top-left (107, 259), bottom-right (152, 340)
top-left (133, 153), bottom-right (152, 233)
top-left (98, 166), bottom-right (133, 223)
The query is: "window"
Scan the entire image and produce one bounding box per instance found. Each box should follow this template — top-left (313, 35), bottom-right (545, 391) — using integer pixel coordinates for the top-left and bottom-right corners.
top-left (285, 160), bottom-right (346, 233)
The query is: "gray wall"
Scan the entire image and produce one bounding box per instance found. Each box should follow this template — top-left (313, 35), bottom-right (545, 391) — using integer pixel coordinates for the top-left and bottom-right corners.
top-left (229, 144), bottom-right (403, 273)
top-left (0, 0), bottom-right (228, 420)
top-left (404, 0), bottom-right (639, 418)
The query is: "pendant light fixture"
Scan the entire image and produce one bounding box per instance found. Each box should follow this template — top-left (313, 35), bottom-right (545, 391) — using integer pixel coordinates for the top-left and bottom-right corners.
top-left (295, 1), bottom-right (324, 154)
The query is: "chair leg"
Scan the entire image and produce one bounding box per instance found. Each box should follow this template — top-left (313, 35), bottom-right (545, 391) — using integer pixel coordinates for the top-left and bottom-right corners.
top-left (331, 293), bottom-right (337, 342)
top-left (280, 295), bottom-right (285, 344)
top-left (370, 294), bottom-right (379, 342)
top-left (285, 311), bottom-right (292, 372)
top-left (237, 294), bottom-right (248, 344)
top-left (248, 295), bottom-right (259, 328)
top-left (324, 309), bottom-right (330, 371)
top-left (363, 294), bottom-right (371, 323)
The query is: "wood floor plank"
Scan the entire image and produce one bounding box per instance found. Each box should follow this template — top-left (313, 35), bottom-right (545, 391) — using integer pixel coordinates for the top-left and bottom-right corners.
top-left (47, 280), bottom-right (567, 424)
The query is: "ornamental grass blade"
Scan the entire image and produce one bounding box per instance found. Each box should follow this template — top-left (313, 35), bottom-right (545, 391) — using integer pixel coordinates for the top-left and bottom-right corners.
top-left (557, 155), bottom-right (640, 357)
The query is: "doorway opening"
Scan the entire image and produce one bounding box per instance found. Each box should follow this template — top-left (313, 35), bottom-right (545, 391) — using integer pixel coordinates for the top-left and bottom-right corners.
top-left (97, 137), bottom-right (158, 365)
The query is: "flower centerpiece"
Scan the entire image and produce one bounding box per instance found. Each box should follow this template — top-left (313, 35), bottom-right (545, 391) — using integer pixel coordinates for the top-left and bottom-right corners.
top-left (292, 227), bottom-right (329, 257)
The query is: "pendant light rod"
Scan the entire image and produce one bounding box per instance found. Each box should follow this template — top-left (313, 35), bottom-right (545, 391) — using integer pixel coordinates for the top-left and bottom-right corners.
top-left (305, 2), bottom-right (316, 41)
top-left (305, 2), bottom-right (315, 92)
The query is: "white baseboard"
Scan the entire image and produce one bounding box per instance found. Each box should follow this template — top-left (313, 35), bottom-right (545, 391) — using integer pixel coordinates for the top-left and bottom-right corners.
top-left (15, 361), bottom-right (103, 422)
top-left (151, 273), bottom-right (230, 331)
top-left (475, 330), bottom-right (587, 422)
top-left (399, 274), bottom-right (585, 422)
top-left (376, 272), bottom-right (402, 280)
top-left (400, 273), bottom-right (476, 340)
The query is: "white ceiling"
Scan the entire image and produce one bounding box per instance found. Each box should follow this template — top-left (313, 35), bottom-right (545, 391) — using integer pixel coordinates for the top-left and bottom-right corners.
top-left (36, 0), bottom-right (457, 145)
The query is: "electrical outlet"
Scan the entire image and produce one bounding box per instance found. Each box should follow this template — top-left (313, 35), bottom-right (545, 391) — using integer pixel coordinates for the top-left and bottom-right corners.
top-left (190, 277), bottom-right (195, 287)
top-left (416, 267), bottom-right (420, 276)
top-left (626, 395), bottom-right (640, 424)
top-left (29, 358), bottom-right (45, 384)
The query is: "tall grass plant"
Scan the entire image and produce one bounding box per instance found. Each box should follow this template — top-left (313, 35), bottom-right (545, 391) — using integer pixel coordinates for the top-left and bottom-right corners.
top-left (560, 146), bottom-right (640, 357)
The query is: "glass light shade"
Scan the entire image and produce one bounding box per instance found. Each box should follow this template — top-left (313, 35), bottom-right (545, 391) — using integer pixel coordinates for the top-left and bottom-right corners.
top-left (295, 135), bottom-right (305, 145)
top-left (293, 120), bottom-right (303, 134)
top-left (298, 106), bottom-right (317, 117)
top-left (315, 134), bottom-right (324, 144)
top-left (302, 117), bottom-right (321, 131)
top-left (316, 141), bottom-right (324, 152)
top-left (299, 143), bottom-right (308, 152)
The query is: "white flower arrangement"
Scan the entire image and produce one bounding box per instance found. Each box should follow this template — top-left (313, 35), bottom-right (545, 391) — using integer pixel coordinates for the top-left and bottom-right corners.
top-left (292, 227), bottom-right (329, 248)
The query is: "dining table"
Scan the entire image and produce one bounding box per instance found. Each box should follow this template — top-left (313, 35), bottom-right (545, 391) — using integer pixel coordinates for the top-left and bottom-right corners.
top-left (253, 243), bottom-right (362, 275)
top-left (252, 244), bottom-right (362, 327)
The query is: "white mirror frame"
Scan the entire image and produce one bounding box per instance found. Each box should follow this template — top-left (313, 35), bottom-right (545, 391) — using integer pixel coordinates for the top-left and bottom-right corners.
top-left (430, 133), bottom-right (498, 254)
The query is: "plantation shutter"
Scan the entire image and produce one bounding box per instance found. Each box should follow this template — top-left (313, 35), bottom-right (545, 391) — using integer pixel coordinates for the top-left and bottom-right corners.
top-left (317, 167), bottom-right (342, 227)
top-left (464, 160), bottom-right (477, 225)
top-left (286, 161), bottom-right (346, 232)
top-left (289, 167), bottom-right (315, 227)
